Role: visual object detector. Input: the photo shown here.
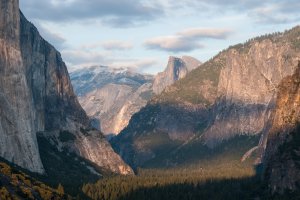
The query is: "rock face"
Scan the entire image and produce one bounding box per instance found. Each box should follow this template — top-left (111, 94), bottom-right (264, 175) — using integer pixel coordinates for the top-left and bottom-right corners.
top-left (152, 56), bottom-right (201, 94)
top-left (71, 57), bottom-right (200, 136)
top-left (0, 0), bottom-right (44, 173)
top-left (70, 66), bottom-right (154, 136)
top-left (202, 39), bottom-right (298, 146)
top-left (0, 0), bottom-right (132, 175)
top-left (112, 27), bottom-right (300, 168)
top-left (263, 63), bottom-right (300, 193)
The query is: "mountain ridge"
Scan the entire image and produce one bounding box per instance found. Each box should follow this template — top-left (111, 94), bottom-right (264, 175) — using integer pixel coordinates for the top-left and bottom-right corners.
top-left (112, 26), bottom-right (300, 169)
top-left (0, 0), bottom-right (133, 176)
top-left (70, 56), bottom-right (201, 136)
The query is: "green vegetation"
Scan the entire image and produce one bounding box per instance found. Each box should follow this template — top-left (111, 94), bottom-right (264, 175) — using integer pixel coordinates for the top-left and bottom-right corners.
top-left (35, 134), bottom-right (112, 197)
top-left (143, 135), bottom-right (260, 168)
top-left (96, 136), bottom-right (272, 200)
top-left (277, 125), bottom-right (300, 165)
top-left (284, 26), bottom-right (300, 50)
top-left (82, 163), bottom-right (261, 200)
top-left (59, 130), bottom-right (76, 142)
top-left (227, 26), bottom-right (300, 54)
top-left (0, 161), bottom-right (70, 200)
top-left (83, 132), bottom-right (300, 200)
top-left (158, 57), bottom-right (225, 105)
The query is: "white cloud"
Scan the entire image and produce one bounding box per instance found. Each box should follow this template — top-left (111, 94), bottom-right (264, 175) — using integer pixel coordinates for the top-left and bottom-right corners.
top-left (81, 40), bottom-right (133, 51)
top-left (144, 27), bottom-right (233, 52)
top-left (62, 48), bottom-right (157, 73)
top-left (32, 22), bottom-right (66, 50)
top-left (145, 36), bottom-right (203, 52)
top-left (61, 50), bottom-right (111, 67)
top-left (178, 28), bottom-right (233, 39)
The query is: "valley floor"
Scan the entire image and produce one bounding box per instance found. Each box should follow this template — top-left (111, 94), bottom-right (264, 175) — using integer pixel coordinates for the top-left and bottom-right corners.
top-left (82, 160), bottom-right (300, 200)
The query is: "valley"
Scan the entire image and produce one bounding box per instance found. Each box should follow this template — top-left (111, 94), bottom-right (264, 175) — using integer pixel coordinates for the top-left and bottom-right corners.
top-left (0, 0), bottom-right (300, 199)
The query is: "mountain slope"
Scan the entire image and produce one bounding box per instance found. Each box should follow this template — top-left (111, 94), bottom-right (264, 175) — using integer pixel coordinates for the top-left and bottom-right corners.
top-left (263, 62), bottom-right (300, 194)
top-left (0, 160), bottom-right (69, 200)
top-left (71, 66), bottom-right (154, 136)
top-left (70, 56), bottom-right (200, 136)
top-left (0, 0), bottom-right (132, 176)
top-left (112, 27), bottom-right (300, 168)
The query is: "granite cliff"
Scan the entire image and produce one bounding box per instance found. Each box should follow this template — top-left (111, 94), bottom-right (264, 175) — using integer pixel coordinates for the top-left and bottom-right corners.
top-left (70, 66), bottom-right (153, 136)
top-left (263, 62), bottom-right (300, 194)
top-left (153, 56), bottom-right (201, 94)
top-left (112, 27), bottom-right (300, 168)
top-left (0, 0), bottom-right (44, 173)
top-left (0, 0), bottom-right (132, 175)
top-left (71, 56), bottom-right (200, 136)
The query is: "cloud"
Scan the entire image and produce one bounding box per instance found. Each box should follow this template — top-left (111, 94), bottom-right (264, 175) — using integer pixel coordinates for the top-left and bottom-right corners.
top-left (39, 27), bottom-right (66, 50)
top-left (145, 36), bottom-right (203, 53)
top-left (61, 48), bottom-right (157, 73)
top-left (30, 22), bottom-right (66, 50)
top-left (144, 28), bottom-right (233, 52)
top-left (20, 0), bottom-right (164, 27)
top-left (110, 58), bottom-right (158, 71)
top-left (81, 40), bottom-right (133, 51)
top-left (165, 0), bottom-right (300, 25)
top-left (61, 50), bottom-right (111, 67)
top-left (101, 40), bottom-right (133, 50)
top-left (250, 1), bottom-right (300, 24)
top-left (178, 28), bottom-right (233, 40)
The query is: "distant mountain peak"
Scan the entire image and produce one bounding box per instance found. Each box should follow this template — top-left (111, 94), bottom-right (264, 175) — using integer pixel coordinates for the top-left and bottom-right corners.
top-left (70, 65), bottom-right (154, 136)
top-left (153, 55), bottom-right (202, 94)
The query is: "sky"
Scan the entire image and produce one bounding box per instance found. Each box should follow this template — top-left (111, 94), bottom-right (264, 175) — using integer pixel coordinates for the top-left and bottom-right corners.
top-left (20, 0), bottom-right (300, 75)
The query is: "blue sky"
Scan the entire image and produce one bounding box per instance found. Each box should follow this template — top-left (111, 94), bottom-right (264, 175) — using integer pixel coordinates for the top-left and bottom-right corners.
top-left (20, 0), bottom-right (300, 74)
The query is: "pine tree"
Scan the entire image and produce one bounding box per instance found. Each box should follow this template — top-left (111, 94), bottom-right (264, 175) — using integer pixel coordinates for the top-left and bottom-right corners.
top-left (57, 183), bottom-right (64, 195)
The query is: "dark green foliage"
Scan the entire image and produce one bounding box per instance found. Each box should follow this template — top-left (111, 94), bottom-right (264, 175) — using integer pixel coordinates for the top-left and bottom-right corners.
top-left (35, 135), bottom-right (107, 197)
top-left (85, 136), bottom-right (265, 200)
top-left (117, 177), bottom-right (262, 200)
top-left (82, 166), bottom-right (261, 200)
top-left (277, 126), bottom-right (300, 163)
top-left (59, 131), bottom-right (76, 142)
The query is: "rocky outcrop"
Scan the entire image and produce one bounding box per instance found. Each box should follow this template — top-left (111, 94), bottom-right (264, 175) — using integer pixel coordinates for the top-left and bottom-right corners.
top-left (152, 56), bottom-right (201, 94)
top-left (71, 57), bottom-right (200, 137)
top-left (71, 66), bottom-right (154, 136)
top-left (0, 0), bottom-right (132, 175)
top-left (263, 63), bottom-right (300, 193)
top-left (203, 39), bottom-right (298, 146)
top-left (112, 27), bottom-right (300, 168)
top-left (0, 0), bottom-right (44, 173)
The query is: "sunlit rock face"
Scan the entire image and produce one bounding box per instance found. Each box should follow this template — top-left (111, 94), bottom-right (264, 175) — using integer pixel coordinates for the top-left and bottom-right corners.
top-left (112, 27), bottom-right (300, 167)
top-left (70, 56), bottom-right (200, 137)
top-left (152, 56), bottom-right (201, 94)
top-left (0, 0), bottom-right (133, 175)
top-left (70, 66), bottom-right (154, 136)
top-left (0, 0), bottom-right (44, 173)
top-left (202, 39), bottom-right (298, 146)
top-left (262, 63), bottom-right (300, 193)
